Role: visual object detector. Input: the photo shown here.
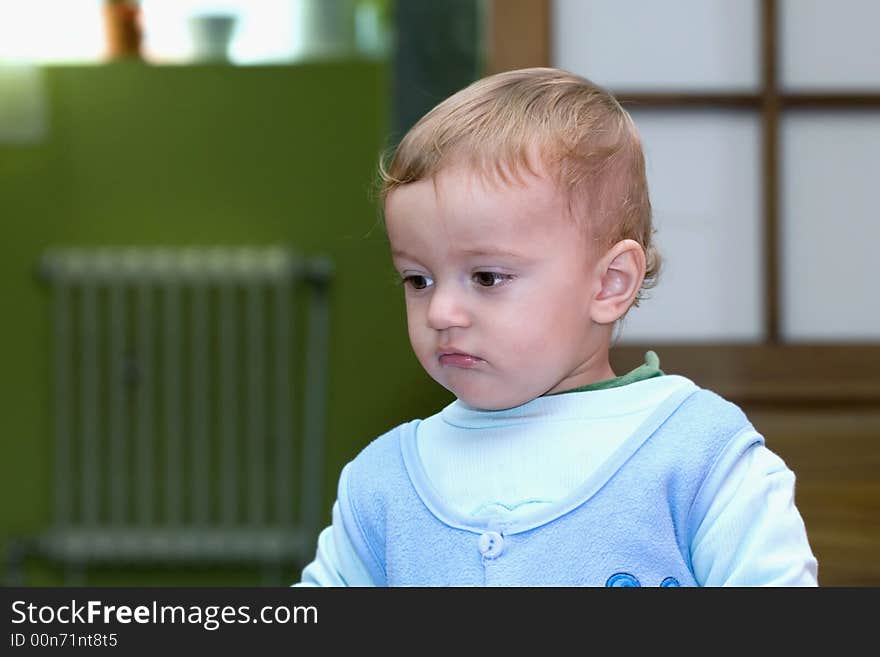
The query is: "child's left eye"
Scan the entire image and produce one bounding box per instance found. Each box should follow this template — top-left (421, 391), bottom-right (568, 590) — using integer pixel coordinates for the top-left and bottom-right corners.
top-left (472, 272), bottom-right (510, 287)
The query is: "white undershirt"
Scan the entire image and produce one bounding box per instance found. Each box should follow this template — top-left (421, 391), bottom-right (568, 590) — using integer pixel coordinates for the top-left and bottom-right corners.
top-left (417, 375), bottom-right (695, 520)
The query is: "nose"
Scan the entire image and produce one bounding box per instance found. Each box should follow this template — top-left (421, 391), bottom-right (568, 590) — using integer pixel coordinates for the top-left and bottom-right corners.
top-left (426, 283), bottom-right (471, 330)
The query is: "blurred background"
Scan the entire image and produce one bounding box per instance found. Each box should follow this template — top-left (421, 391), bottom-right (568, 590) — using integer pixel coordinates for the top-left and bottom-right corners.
top-left (1, 0), bottom-right (877, 586)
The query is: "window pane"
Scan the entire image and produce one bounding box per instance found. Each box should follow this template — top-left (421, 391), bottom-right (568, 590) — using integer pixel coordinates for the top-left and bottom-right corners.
top-left (781, 112), bottom-right (880, 341)
top-left (141, 0), bottom-right (297, 64)
top-left (619, 110), bottom-right (764, 343)
top-left (781, 0), bottom-right (880, 91)
top-left (552, 0), bottom-right (760, 91)
top-left (0, 0), bottom-right (104, 63)
top-left (141, 0), bottom-right (385, 65)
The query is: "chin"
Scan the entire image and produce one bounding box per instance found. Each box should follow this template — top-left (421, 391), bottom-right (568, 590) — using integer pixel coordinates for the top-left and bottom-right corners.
top-left (427, 367), bottom-right (536, 411)
top-left (452, 387), bottom-right (533, 412)
top-left (433, 379), bottom-right (498, 411)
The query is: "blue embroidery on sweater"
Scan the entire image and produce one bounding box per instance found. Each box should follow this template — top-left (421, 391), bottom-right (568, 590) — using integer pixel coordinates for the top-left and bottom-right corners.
top-left (470, 499), bottom-right (553, 516)
top-left (606, 573), bottom-right (682, 587)
top-left (606, 573), bottom-right (641, 587)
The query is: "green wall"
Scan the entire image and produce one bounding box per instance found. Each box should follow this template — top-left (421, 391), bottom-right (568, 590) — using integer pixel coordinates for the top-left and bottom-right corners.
top-left (0, 61), bottom-right (453, 584)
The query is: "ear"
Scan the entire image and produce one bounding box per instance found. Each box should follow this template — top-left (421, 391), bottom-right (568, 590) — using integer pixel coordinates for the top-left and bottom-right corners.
top-left (591, 239), bottom-right (647, 325)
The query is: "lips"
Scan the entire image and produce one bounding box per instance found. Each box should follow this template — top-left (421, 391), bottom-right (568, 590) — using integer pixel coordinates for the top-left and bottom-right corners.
top-left (438, 350), bottom-right (484, 368)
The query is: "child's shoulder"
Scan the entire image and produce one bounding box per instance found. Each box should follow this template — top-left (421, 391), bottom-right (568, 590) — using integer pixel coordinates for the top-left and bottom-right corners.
top-left (337, 419), bottom-right (421, 524)
top-left (619, 373), bottom-right (751, 432)
top-left (674, 384), bottom-right (752, 429)
top-left (342, 418), bottom-right (420, 481)
top-left (616, 375), bottom-right (759, 460)
top-left (656, 383), bottom-right (764, 480)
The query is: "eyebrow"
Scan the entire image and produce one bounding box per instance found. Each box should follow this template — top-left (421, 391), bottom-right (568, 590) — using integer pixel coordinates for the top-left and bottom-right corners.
top-left (460, 247), bottom-right (530, 259)
top-left (391, 247), bottom-right (529, 260)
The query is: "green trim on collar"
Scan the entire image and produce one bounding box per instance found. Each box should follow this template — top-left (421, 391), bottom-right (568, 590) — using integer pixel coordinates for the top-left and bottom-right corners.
top-left (546, 351), bottom-right (664, 396)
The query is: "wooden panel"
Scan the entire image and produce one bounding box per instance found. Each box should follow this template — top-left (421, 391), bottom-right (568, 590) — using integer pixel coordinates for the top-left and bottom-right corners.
top-left (745, 408), bottom-right (880, 586)
top-left (611, 345), bottom-right (880, 405)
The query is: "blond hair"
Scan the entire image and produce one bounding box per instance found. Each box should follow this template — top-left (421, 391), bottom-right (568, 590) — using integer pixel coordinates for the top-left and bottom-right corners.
top-left (378, 67), bottom-right (660, 307)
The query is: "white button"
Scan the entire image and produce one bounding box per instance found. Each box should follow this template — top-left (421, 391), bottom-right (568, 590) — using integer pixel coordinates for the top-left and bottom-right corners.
top-left (478, 531), bottom-right (504, 558)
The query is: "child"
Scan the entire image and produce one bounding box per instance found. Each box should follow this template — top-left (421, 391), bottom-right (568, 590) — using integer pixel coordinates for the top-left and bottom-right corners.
top-left (295, 67), bottom-right (818, 586)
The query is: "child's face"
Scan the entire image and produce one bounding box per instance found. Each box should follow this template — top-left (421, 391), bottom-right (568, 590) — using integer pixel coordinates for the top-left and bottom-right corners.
top-left (385, 164), bottom-right (614, 411)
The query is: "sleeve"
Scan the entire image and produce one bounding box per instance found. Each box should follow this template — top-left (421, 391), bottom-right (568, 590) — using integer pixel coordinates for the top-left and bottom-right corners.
top-left (292, 458), bottom-right (380, 587)
top-left (689, 435), bottom-right (819, 587)
top-left (291, 499), bottom-right (379, 587)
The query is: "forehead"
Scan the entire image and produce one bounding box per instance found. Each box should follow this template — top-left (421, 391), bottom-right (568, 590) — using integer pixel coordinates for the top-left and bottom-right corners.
top-left (385, 164), bottom-right (573, 254)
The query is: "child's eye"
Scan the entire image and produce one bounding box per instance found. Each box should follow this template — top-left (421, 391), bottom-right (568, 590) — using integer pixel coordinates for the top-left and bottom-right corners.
top-left (473, 272), bottom-right (511, 287)
top-left (402, 274), bottom-right (433, 290)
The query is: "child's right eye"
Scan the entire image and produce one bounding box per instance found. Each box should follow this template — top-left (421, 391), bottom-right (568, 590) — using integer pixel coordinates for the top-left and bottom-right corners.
top-left (403, 274), bottom-right (433, 290)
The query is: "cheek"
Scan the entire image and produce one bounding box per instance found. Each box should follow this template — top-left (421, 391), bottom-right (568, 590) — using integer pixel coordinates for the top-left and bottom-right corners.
top-left (405, 309), bottom-right (421, 344)
top-left (495, 288), bottom-right (586, 352)
top-left (492, 305), bottom-right (554, 355)
top-left (510, 280), bottom-right (566, 318)
top-left (402, 294), bottom-right (419, 325)
top-left (404, 301), bottom-right (431, 353)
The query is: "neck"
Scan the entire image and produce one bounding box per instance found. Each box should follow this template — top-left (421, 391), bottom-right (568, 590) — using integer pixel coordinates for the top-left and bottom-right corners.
top-left (545, 349), bottom-right (615, 396)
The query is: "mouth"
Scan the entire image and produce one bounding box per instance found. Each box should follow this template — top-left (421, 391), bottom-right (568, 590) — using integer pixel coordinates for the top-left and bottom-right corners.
top-left (437, 350), bottom-right (484, 368)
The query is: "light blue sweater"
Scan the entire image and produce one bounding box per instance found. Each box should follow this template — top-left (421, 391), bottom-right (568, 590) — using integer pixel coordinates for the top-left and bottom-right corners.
top-left (340, 387), bottom-right (759, 585)
top-left (296, 366), bottom-right (818, 586)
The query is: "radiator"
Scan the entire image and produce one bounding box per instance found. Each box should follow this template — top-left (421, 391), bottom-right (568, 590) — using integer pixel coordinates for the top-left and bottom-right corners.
top-left (34, 246), bottom-right (332, 569)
